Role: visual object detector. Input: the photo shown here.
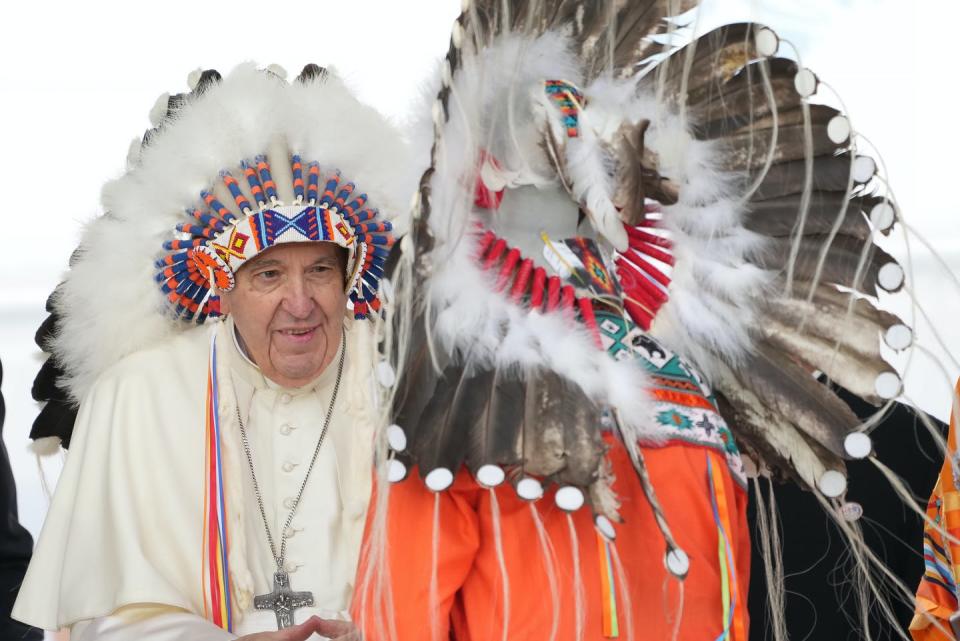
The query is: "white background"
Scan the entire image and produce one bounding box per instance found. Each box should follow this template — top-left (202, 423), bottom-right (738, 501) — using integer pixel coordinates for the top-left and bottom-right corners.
top-left (0, 0), bottom-right (957, 567)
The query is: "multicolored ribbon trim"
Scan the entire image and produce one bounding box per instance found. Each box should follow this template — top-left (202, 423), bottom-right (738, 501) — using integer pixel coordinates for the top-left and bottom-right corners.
top-left (707, 452), bottom-right (745, 641)
top-left (202, 332), bottom-right (233, 631)
top-left (596, 532), bottom-right (620, 637)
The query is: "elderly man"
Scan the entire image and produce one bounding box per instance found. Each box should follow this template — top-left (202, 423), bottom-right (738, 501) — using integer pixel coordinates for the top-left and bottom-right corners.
top-left (13, 64), bottom-right (407, 640)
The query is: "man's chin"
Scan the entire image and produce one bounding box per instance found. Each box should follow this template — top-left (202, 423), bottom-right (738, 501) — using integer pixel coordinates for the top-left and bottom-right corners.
top-left (266, 353), bottom-right (329, 388)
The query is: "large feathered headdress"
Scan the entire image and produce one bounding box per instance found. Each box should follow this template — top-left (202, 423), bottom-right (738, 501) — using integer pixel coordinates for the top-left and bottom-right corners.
top-left (385, 3), bottom-right (909, 511)
top-left (31, 63), bottom-right (411, 446)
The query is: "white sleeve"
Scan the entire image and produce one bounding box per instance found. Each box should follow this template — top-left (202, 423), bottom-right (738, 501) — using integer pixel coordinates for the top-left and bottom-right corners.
top-left (70, 612), bottom-right (237, 641)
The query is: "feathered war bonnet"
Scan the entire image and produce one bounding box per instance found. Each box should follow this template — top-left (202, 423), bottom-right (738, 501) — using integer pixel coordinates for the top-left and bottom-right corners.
top-left (51, 63), bottom-right (411, 404)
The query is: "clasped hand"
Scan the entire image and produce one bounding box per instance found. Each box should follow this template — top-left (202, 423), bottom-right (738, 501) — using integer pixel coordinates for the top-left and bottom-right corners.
top-left (237, 616), bottom-right (358, 641)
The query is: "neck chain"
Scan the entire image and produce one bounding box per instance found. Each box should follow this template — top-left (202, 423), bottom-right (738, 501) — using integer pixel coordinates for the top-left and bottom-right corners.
top-left (235, 329), bottom-right (346, 571)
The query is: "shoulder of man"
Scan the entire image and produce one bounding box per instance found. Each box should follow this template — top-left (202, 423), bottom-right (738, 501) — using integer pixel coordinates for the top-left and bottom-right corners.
top-left (67, 324), bottom-right (214, 454)
top-left (88, 324), bottom-right (212, 399)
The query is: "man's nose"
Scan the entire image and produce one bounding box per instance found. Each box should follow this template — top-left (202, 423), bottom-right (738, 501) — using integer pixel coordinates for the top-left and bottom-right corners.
top-left (280, 276), bottom-right (315, 318)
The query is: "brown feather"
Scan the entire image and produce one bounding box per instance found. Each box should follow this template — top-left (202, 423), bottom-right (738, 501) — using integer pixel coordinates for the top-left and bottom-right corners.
top-left (715, 388), bottom-right (847, 490)
top-left (713, 122), bottom-right (841, 172)
top-left (760, 318), bottom-right (894, 405)
top-left (751, 155), bottom-right (854, 201)
top-left (744, 192), bottom-right (872, 242)
top-left (656, 22), bottom-right (758, 101)
top-left (522, 370), bottom-right (603, 485)
top-left (732, 341), bottom-right (861, 458)
top-left (757, 234), bottom-right (894, 295)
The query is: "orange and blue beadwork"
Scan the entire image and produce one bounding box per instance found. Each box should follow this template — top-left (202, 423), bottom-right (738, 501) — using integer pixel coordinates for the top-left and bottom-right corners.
top-left (154, 154), bottom-right (393, 323)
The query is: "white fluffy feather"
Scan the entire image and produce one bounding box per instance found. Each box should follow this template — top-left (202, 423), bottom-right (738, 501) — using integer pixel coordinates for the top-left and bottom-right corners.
top-left (607, 85), bottom-right (772, 380)
top-left (412, 34), bottom-right (662, 441)
top-left (410, 31), bottom-right (771, 440)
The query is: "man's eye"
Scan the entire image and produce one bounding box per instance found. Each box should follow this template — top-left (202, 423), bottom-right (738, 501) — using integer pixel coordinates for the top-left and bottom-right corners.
top-left (311, 265), bottom-right (332, 273)
top-left (256, 270), bottom-right (279, 280)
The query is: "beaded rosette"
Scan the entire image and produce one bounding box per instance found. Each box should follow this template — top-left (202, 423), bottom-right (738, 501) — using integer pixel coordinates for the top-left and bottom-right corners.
top-left (155, 154), bottom-right (393, 323)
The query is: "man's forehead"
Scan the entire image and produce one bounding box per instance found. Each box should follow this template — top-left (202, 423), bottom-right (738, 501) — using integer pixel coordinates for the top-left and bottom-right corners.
top-left (242, 242), bottom-right (340, 270)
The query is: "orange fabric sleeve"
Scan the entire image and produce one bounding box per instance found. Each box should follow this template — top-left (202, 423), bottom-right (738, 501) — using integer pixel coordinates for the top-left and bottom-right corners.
top-left (352, 469), bottom-right (481, 641)
top-left (909, 380), bottom-right (960, 641)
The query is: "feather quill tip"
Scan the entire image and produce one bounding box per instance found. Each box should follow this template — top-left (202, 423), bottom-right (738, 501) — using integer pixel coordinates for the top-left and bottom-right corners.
top-left (148, 93), bottom-right (170, 128)
top-left (29, 436), bottom-right (62, 457)
top-left (186, 68), bottom-right (203, 91)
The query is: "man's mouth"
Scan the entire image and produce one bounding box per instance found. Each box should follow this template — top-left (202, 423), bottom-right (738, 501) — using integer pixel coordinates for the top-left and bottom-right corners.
top-left (277, 326), bottom-right (319, 343)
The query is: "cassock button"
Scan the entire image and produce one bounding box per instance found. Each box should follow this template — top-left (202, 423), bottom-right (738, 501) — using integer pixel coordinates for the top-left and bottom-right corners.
top-left (280, 423), bottom-right (295, 436)
top-left (283, 560), bottom-right (301, 573)
top-left (283, 497), bottom-right (296, 510)
top-left (280, 393), bottom-right (292, 404)
top-left (282, 461), bottom-right (298, 473)
top-left (283, 526), bottom-right (296, 538)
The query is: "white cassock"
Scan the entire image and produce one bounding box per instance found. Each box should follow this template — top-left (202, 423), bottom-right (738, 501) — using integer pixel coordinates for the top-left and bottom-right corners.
top-left (12, 317), bottom-right (379, 639)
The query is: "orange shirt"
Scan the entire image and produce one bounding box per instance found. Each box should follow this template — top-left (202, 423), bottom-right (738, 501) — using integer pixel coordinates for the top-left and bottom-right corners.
top-left (353, 438), bottom-right (750, 641)
top-left (910, 380), bottom-right (960, 640)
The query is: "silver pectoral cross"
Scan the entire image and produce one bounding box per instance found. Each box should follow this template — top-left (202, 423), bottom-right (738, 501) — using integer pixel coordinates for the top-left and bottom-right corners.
top-left (254, 571), bottom-right (315, 629)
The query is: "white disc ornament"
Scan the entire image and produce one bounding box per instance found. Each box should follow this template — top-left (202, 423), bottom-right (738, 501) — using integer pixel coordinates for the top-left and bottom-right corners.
top-left (852, 156), bottom-right (877, 183)
top-left (476, 464), bottom-right (505, 488)
top-left (843, 432), bottom-right (872, 460)
top-left (516, 477), bottom-right (544, 501)
top-left (818, 470), bottom-right (847, 498)
top-left (754, 27), bottom-right (779, 57)
top-left (665, 548), bottom-right (690, 579)
top-left (387, 458), bottom-right (407, 483)
top-left (874, 371), bottom-right (902, 400)
top-left (595, 515), bottom-right (616, 541)
top-left (386, 424), bottom-right (407, 452)
top-left (884, 324), bottom-right (913, 351)
top-left (793, 68), bottom-right (818, 97)
top-left (877, 263), bottom-right (905, 292)
top-left (870, 202), bottom-right (896, 231)
top-left (554, 486), bottom-right (585, 512)
top-left (425, 467), bottom-right (454, 492)
top-left (827, 115), bottom-right (851, 144)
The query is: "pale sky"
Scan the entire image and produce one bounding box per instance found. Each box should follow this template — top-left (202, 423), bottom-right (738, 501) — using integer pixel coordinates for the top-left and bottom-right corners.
top-left (1, 0), bottom-right (958, 539)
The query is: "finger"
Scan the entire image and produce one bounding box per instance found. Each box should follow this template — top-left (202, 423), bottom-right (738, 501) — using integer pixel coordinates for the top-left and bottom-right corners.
top-left (314, 617), bottom-right (356, 638)
top-left (277, 617), bottom-right (324, 641)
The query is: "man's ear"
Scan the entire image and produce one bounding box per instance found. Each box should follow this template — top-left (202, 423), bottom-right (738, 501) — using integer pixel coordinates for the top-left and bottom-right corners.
top-left (218, 289), bottom-right (231, 315)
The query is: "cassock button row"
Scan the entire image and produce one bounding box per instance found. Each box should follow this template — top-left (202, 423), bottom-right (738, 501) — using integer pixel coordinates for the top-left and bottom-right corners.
top-left (283, 497), bottom-right (296, 510)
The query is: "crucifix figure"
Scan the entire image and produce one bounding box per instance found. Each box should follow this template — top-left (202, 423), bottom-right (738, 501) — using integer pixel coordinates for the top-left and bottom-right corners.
top-left (254, 571), bottom-right (315, 629)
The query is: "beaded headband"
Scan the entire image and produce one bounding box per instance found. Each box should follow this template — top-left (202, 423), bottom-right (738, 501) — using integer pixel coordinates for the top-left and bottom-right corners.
top-left (155, 154), bottom-right (393, 323)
